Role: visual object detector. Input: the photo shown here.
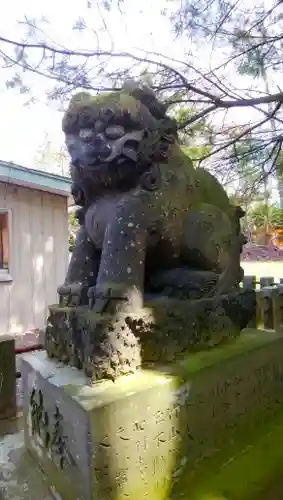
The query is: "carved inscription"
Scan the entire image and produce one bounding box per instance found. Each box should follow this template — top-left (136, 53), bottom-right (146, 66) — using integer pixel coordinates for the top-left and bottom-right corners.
top-left (28, 387), bottom-right (76, 470)
top-left (192, 357), bottom-right (283, 442)
top-left (93, 385), bottom-right (191, 495)
top-left (204, 359), bottom-right (283, 405)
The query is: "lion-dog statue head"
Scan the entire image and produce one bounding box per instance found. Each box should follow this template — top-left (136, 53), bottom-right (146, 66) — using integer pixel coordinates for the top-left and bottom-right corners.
top-left (62, 82), bottom-right (177, 202)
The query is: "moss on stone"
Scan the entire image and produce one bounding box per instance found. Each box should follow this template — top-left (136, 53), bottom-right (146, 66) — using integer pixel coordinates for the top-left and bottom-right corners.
top-left (63, 90), bottom-right (157, 133)
top-left (167, 331), bottom-right (283, 499)
top-left (45, 297), bottom-right (258, 377)
top-left (33, 329), bottom-right (283, 499)
top-left (173, 408), bottom-right (283, 500)
top-left (63, 85), bottom-right (239, 236)
top-left (176, 328), bottom-right (279, 380)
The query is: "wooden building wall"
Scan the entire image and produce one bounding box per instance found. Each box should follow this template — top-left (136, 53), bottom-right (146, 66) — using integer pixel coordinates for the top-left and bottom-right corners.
top-left (0, 182), bottom-right (69, 335)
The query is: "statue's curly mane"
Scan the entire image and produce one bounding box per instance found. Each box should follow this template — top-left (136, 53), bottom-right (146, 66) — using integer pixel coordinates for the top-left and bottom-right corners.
top-left (64, 83), bottom-right (179, 202)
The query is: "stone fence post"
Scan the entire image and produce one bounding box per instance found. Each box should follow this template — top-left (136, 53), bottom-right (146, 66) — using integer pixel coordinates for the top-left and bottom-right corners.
top-left (0, 335), bottom-right (16, 419)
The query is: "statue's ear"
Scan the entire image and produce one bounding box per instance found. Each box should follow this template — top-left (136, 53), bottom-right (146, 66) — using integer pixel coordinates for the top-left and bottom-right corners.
top-left (122, 80), bottom-right (168, 119)
top-left (122, 79), bottom-right (140, 92)
top-left (63, 92), bottom-right (93, 133)
top-left (69, 92), bottom-right (92, 107)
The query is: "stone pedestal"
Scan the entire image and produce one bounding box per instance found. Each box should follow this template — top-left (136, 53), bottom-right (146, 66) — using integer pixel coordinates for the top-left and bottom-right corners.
top-left (21, 351), bottom-right (180, 500)
top-left (0, 335), bottom-right (16, 420)
top-left (21, 329), bottom-right (283, 500)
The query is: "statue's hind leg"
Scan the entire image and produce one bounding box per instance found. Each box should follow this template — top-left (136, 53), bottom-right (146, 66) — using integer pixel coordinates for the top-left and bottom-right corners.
top-left (182, 203), bottom-right (244, 293)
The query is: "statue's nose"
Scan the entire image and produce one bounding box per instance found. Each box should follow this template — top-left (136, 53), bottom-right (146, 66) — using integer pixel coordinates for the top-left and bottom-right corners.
top-left (95, 139), bottom-right (111, 159)
top-left (93, 136), bottom-right (109, 152)
top-left (92, 135), bottom-right (104, 148)
top-left (82, 134), bottom-right (111, 158)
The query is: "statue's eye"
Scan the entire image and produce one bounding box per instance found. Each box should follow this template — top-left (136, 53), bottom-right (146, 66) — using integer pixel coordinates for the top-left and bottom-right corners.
top-left (94, 120), bottom-right (103, 132)
top-left (65, 135), bottom-right (77, 151)
top-left (79, 129), bottom-right (93, 140)
top-left (104, 125), bottom-right (125, 139)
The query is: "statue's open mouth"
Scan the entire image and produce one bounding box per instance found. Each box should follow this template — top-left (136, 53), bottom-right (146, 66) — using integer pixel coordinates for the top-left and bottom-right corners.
top-left (71, 140), bottom-right (111, 168)
top-left (75, 152), bottom-right (137, 171)
top-left (66, 129), bottom-right (144, 170)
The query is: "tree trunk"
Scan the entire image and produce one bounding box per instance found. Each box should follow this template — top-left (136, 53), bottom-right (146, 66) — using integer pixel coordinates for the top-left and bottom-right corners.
top-left (260, 27), bottom-right (283, 208)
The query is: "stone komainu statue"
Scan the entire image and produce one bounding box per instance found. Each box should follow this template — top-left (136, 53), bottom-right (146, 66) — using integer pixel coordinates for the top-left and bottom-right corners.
top-left (47, 82), bottom-right (253, 380)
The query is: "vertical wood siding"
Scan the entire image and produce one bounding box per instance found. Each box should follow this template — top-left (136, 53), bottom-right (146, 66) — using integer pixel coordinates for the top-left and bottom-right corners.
top-left (0, 182), bottom-right (69, 334)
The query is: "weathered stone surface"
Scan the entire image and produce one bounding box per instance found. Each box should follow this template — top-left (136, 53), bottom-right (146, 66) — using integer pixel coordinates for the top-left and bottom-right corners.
top-left (23, 330), bottom-right (283, 499)
top-left (53, 82), bottom-right (248, 380)
top-left (45, 289), bottom-right (256, 377)
top-left (258, 286), bottom-right (274, 329)
top-left (272, 285), bottom-right (283, 334)
top-left (0, 335), bottom-right (16, 420)
top-left (21, 351), bottom-right (179, 500)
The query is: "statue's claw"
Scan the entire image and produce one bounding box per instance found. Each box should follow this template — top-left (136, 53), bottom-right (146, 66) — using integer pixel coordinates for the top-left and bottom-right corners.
top-left (57, 282), bottom-right (88, 306)
top-left (87, 286), bottom-right (97, 310)
top-left (87, 286), bottom-right (129, 313)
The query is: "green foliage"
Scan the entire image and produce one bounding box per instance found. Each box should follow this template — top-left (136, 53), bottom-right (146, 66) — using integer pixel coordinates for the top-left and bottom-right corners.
top-left (275, 150), bottom-right (283, 179)
top-left (182, 145), bottom-right (211, 161)
top-left (5, 72), bottom-right (29, 94)
top-left (173, 107), bottom-right (208, 138)
top-left (247, 202), bottom-right (283, 230)
top-left (227, 137), bottom-right (268, 205)
top-left (68, 212), bottom-right (79, 252)
top-left (171, 106), bottom-right (213, 161)
top-left (231, 11), bottom-right (283, 78)
top-left (171, 106), bottom-right (213, 146)
top-left (34, 133), bottom-right (70, 177)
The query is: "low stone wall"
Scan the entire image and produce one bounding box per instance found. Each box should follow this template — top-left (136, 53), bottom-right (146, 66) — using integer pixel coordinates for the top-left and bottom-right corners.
top-left (15, 274), bottom-right (283, 498)
top-left (242, 275), bottom-right (283, 332)
top-left (21, 329), bottom-right (283, 499)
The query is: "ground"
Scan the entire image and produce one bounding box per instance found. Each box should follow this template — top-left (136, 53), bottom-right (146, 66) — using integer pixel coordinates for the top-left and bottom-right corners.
top-left (0, 382), bottom-right (53, 500)
top-left (241, 260), bottom-right (283, 283)
top-left (0, 331), bottom-right (51, 499)
top-left (241, 242), bottom-right (283, 282)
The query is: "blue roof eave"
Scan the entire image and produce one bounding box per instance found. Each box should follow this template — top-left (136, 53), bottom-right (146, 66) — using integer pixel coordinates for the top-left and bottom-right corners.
top-left (0, 160), bottom-right (72, 197)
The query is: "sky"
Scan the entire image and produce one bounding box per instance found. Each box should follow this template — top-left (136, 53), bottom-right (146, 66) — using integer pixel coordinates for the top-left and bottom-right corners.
top-left (0, 0), bottom-right (186, 168)
top-left (0, 0), bottom-right (280, 205)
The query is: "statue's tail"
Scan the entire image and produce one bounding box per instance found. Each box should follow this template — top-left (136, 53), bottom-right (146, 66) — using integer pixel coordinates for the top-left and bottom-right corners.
top-left (221, 288), bottom-right (256, 331)
top-left (214, 233), bottom-right (246, 296)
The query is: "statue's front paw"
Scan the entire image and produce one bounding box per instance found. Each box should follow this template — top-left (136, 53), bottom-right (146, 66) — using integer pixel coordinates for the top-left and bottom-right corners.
top-left (57, 282), bottom-right (88, 306)
top-left (87, 285), bottom-right (97, 309)
top-left (87, 285), bottom-right (116, 313)
top-left (87, 285), bottom-right (129, 313)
